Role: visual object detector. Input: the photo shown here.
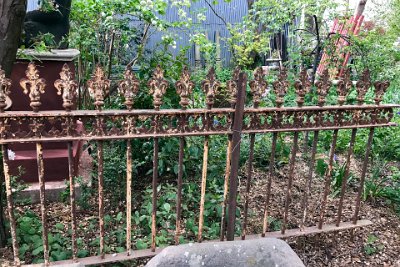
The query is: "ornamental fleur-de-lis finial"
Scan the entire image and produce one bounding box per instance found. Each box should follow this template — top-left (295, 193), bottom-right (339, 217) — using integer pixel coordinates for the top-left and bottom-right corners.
top-left (88, 65), bottom-right (110, 111)
top-left (356, 69), bottom-right (371, 105)
top-left (373, 81), bottom-right (390, 105)
top-left (148, 66), bottom-right (168, 111)
top-left (20, 62), bottom-right (46, 112)
top-left (315, 69), bottom-right (332, 107)
top-left (119, 68), bottom-right (140, 110)
top-left (249, 67), bottom-right (267, 108)
top-left (337, 68), bottom-right (352, 106)
top-left (0, 66), bottom-right (11, 112)
top-left (273, 68), bottom-right (289, 108)
top-left (226, 67), bottom-right (241, 108)
top-left (294, 69), bottom-right (311, 107)
top-left (54, 64), bottom-right (78, 112)
top-left (202, 67), bottom-right (220, 109)
top-left (175, 67), bottom-right (194, 110)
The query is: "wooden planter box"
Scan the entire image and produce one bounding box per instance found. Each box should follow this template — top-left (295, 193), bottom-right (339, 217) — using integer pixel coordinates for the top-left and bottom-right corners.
top-left (7, 49), bottom-right (83, 183)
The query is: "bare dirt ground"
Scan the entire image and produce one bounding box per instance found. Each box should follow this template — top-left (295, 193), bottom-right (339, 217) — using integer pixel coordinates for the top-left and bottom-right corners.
top-left (239, 152), bottom-right (400, 267)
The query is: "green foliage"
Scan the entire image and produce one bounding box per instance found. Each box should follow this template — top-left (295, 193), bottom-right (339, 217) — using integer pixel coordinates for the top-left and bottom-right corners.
top-left (267, 216), bottom-right (282, 232)
top-left (363, 234), bottom-right (384, 256)
top-left (364, 163), bottom-right (400, 214)
top-left (330, 162), bottom-right (354, 198)
top-left (14, 210), bottom-right (83, 263)
top-left (227, 0), bottom-right (337, 67)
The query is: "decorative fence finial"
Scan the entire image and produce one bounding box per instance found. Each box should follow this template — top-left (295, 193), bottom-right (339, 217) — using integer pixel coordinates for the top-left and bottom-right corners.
top-left (175, 67), bottom-right (194, 110)
top-left (148, 66), bottom-right (168, 111)
top-left (0, 66), bottom-right (11, 113)
top-left (119, 68), bottom-right (140, 110)
top-left (373, 81), bottom-right (390, 105)
top-left (294, 69), bottom-right (311, 107)
top-left (273, 68), bottom-right (289, 108)
top-left (337, 68), bottom-right (352, 106)
top-left (202, 67), bottom-right (220, 109)
top-left (54, 64), bottom-right (78, 112)
top-left (20, 62), bottom-right (46, 112)
top-left (249, 67), bottom-right (267, 108)
top-left (88, 65), bottom-right (110, 111)
top-left (315, 69), bottom-right (332, 107)
top-left (356, 69), bottom-right (371, 105)
top-left (226, 67), bottom-right (241, 108)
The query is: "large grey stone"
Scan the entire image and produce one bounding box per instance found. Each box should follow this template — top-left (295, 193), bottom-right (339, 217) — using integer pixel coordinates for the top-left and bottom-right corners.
top-left (145, 238), bottom-right (305, 267)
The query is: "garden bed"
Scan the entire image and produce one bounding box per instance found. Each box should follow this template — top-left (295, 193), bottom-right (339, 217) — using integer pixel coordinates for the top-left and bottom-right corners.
top-left (1, 151), bottom-right (399, 266)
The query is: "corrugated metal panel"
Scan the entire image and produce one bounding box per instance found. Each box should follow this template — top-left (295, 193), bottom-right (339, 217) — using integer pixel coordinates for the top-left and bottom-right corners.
top-left (27, 0), bottom-right (39, 11)
top-left (25, 0), bottom-right (253, 66)
top-left (142, 0), bottom-right (248, 67)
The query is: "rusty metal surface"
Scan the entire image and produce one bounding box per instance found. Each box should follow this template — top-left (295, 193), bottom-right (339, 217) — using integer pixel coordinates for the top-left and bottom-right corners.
top-left (262, 132), bottom-right (278, 237)
top-left (282, 131), bottom-right (299, 235)
top-left (36, 142), bottom-right (50, 265)
top-left (300, 130), bottom-right (319, 230)
top-left (97, 140), bottom-right (105, 258)
top-left (1, 64), bottom-right (398, 266)
top-left (67, 142), bottom-right (78, 261)
top-left (318, 129), bottom-right (339, 229)
top-left (151, 137), bottom-right (159, 252)
top-left (352, 128), bottom-right (375, 224)
top-left (21, 220), bottom-right (373, 267)
top-left (175, 137), bottom-right (184, 245)
top-left (198, 135), bottom-right (209, 242)
top-left (226, 72), bottom-right (247, 241)
top-left (2, 144), bottom-right (20, 266)
top-left (220, 136), bottom-right (232, 241)
top-left (126, 140), bottom-right (132, 255)
top-left (0, 105), bottom-right (395, 144)
top-left (336, 128), bottom-right (357, 226)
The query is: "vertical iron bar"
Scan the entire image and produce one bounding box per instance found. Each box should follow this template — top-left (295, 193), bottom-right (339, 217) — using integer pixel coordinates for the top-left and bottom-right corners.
top-left (300, 131), bottom-right (319, 230)
top-left (97, 140), bottom-right (105, 258)
top-left (36, 142), bottom-right (49, 265)
top-left (303, 132), bottom-right (309, 155)
top-left (151, 137), bottom-right (159, 252)
top-left (175, 136), bottom-right (184, 245)
top-left (67, 142), bottom-right (77, 261)
top-left (352, 127), bottom-right (374, 224)
top-left (198, 135), bottom-right (209, 242)
top-left (262, 132), bottom-right (278, 237)
top-left (241, 133), bottom-right (255, 240)
top-left (2, 144), bottom-right (20, 266)
top-left (336, 128), bottom-right (357, 226)
top-left (226, 72), bottom-right (247, 241)
top-left (126, 140), bottom-right (132, 255)
top-left (282, 132), bottom-right (300, 235)
top-left (220, 136), bottom-right (232, 241)
top-left (318, 129), bottom-right (339, 229)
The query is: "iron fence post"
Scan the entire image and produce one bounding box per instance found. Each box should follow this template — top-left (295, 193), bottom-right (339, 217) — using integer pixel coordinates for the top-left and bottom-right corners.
top-left (226, 72), bottom-right (247, 241)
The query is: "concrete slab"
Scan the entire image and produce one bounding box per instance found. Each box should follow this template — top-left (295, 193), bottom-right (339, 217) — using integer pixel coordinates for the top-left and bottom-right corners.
top-left (16, 148), bottom-right (92, 203)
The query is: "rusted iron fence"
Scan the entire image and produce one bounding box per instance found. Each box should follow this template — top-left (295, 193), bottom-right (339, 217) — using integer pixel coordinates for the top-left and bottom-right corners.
top-left (0, 63), bottom-right (397, 266)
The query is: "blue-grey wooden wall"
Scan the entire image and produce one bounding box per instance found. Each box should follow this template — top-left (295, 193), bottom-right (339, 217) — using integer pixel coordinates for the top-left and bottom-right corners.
top-left (26, 0), bottom-right (249, 66)
top-left (27, 0), bottom-right (39, 11)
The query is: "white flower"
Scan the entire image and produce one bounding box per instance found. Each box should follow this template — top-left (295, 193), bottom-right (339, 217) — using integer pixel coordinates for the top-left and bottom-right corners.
top-left (8, 149), bottom-right (15, 160)
top-left (178, 9), bottom-right (187, 18)
top-left (197, 13), bottom-right (206, 22)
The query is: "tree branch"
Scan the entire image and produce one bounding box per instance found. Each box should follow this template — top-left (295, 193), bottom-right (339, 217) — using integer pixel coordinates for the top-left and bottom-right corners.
top-left (203, 0), bottom-right (228, 27)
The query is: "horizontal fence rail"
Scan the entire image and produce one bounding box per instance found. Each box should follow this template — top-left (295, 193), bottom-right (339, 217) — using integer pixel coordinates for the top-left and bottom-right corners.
top-left (0, 63), bottom-right (398, 266)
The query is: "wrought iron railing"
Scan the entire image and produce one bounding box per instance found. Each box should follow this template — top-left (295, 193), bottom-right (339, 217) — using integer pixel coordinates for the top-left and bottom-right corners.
top-left (0, 63), bottom-right (397, 266)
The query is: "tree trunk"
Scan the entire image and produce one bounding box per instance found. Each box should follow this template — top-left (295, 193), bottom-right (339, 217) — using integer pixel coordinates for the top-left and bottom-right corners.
top-left (0, 0), bottom-right (26, 248)
top-left (0, 0), bottom-right (27, 77)
top-left (355, 0), bottom-right (368, 17)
